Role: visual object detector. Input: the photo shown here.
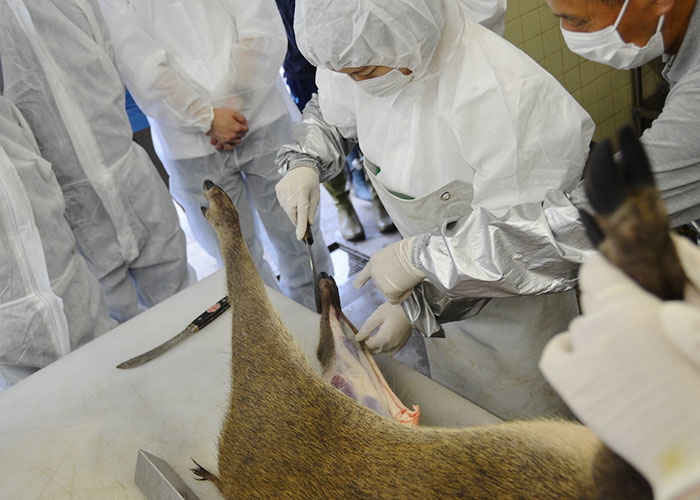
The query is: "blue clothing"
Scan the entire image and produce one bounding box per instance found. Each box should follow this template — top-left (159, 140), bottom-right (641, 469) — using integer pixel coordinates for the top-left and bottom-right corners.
top-left (274, 0), bottom-right (316, 80)
top-left (285, 76), bottom-right (317, 112)
top-left (125, 89), bottom-right (149, 133)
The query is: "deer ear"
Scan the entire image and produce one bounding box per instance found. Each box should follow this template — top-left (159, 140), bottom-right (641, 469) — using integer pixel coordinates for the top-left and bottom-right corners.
top-left (584, 139), bottom-right (627, 216)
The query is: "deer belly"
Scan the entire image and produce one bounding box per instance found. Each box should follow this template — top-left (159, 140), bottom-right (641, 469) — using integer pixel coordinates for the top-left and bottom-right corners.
top-left (326, 310), bottom-right (420, 426)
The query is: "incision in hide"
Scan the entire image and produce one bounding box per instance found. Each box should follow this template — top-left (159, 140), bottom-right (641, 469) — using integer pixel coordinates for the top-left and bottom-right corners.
top-left (317, 274), bottom-right (420, 426)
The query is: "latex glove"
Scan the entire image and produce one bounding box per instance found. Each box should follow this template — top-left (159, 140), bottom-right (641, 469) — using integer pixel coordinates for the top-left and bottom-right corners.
top-left (355, 302), bottom-right (412, 356)
top-left (540, 238), bottom-right (700, 500)
top-left (275, 166), bottom-right (320, 240)
top-left (354, 237), bottom-right (425, 304)
top-left (663, 236), bottom-right (700, 367)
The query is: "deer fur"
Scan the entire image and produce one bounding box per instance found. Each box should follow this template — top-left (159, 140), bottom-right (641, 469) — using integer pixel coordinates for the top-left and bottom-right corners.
top-left (195, 180), bottom-right (651, 500)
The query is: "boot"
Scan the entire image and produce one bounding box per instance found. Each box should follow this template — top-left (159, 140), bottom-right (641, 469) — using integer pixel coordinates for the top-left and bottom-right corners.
top-left (323, 169), bottom-right (365, 241)
top-left (349, 159), bottom-right (372, 201)
top-left (337, 199), bottom-right (365, 241)
top-left (371, 189), bottom-right (396, 234)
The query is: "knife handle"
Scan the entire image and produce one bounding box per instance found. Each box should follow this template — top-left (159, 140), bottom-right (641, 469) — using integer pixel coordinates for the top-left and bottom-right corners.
top-left (191, 296), bottom-right (230, 330)
top-left (302, 225), bottom-right (314, 246)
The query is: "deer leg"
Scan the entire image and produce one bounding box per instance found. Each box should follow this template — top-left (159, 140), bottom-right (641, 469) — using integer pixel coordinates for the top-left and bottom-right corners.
top-left (583, 126), bottom-right (686, 300)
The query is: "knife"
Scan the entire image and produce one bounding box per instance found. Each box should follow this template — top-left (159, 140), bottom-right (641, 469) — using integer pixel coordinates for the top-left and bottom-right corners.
top-left (116, 296), bottom-right (230, 369)
top-left (134, 449), bottom-right (201, 500)
top-left (302, 226), bottom-right (323, 313)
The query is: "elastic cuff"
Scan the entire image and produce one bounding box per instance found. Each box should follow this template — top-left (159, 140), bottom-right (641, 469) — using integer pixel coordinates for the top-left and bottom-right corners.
top-left (286, 153), bottom-right (322, 174)
top-left (197, 105), bottom-right (215, 134)
top-left (410, 233), bottom-right (431, 274)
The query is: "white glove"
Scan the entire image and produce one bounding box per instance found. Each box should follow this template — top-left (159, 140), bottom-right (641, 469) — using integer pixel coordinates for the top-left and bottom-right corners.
top-left (354, 236), bottom-right (425, 304)
top-left (355, 302), bottom-right (412, 356)
top-left (540, 236), bottom-right (700, 500)
top-left (275, 165), bottom-right (320, 240)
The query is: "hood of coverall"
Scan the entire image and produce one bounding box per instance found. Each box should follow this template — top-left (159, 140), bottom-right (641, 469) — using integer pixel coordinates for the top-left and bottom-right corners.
top-left (295, 0), bottom-right (447, 81)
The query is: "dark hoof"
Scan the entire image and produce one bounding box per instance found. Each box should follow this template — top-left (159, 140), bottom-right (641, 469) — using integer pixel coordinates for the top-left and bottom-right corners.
top-left (578, 208), bottom-right (604, 247)
top-left (618, 126), bottom-right (654, 189)
top-left (585, 139), bottom-right (626, 216)
top-left (201, 206), bottom-right (208, 217)
top-left (191, 458), bottom-right (213, 482)
top-left (203, 179), bottom-right (216, 191)
top-left (583, 125), bottom-right (686, 301)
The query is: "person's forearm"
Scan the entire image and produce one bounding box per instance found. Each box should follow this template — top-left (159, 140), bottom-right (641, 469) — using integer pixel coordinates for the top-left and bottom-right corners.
top-left (130, 68), bottom-right (213, 132)
top-left (401, 185), bottom-right (592, 336)
top-left (636, 81), bottom-right (700, 227)
top-left (275, 94), bottom-right (356, 181)
top-left (99, 0), bottom-right (213, 132)
top-left (415, 185), bottom-right (593, 298)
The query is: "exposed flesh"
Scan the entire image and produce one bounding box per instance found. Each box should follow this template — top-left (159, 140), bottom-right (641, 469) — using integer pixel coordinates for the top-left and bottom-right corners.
top-left (324, 305), bottom-right (420, 426)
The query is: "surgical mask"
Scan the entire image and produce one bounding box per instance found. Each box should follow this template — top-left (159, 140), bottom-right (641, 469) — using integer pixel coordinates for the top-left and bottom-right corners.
top-left (355, 69), bottom-right (414, 98)
top-left (560, 0), bottom-right (665, 70)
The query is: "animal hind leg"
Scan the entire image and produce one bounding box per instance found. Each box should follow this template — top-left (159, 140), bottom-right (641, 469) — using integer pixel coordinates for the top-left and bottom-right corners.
top-left (201, 179), bottom-right (288, 349)
top-left (202, 179), bottom-right (270, 313)
top-left (191, 458), bottom-right (223, 488)
top-left (581, 126), bottom-right (686, 300)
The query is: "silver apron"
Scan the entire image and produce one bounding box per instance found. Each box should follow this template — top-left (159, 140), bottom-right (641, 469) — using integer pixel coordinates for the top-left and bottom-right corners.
top-left (366, 164), bottom-right (575, 420)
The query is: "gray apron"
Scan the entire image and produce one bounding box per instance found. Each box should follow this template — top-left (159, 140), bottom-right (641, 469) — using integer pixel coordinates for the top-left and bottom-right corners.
top-left (366, 164), bottom-right (575, 420)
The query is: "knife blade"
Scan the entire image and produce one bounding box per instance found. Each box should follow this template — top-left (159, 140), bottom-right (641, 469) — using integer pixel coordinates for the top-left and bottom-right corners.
top-left (135, 449), bottom-right (201, 500)
top-left (302, 226), bottom-right (323, 313)
top-left (116, 296), bottom-right (230, 369)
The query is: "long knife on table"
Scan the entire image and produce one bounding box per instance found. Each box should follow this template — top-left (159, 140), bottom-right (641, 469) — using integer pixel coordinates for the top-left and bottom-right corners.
top-left (116, 296), bottom-right (230, 369)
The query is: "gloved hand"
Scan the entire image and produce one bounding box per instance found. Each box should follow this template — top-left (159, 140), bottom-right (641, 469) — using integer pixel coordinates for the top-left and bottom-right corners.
top-left (354, 236), bottom-right (425, 303)
top-left (275, 166), bottom-right (321, 240)
top-left (540, 235), bottom-right (700, 500)
top-left (355, 302), bottom-right (412, 356)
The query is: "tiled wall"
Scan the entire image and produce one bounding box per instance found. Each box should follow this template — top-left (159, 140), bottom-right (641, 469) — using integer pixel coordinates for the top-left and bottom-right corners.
top-left (504, 0), bottom-right (662, 143)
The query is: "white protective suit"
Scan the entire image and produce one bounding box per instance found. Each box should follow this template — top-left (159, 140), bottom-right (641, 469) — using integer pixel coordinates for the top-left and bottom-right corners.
top-left (0, 96), bottom-right (115, 390)
top-left (0, 0), bottom-right (192, 324)
top-left (98, 0), bottom-right (333, 310)
top-left (461, 0), bottom-right (507, 36)
top-left (278, 0), bottom-right (595, 419)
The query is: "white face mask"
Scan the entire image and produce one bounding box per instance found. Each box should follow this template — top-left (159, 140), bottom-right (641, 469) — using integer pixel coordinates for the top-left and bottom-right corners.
top-left (355, 69), bottom-right (414, 98)
top-left (560, 0), bottom-right (665, 70)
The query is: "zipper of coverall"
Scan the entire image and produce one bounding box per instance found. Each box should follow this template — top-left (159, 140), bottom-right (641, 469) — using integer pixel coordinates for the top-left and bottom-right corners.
top-left (0, 150), bottom-right (70, 356)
